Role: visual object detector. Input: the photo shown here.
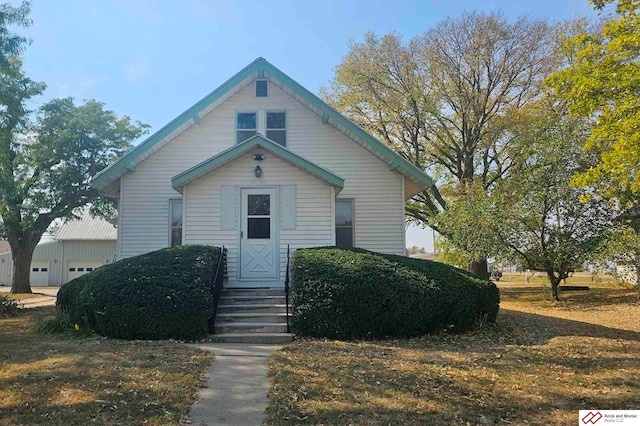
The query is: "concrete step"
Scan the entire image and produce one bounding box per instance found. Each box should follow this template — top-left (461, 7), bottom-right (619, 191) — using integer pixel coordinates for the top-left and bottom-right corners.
top-left (211, 332), bottom-right (293, 344)
top-left (215, 312), bottom-right (290, 323)
top-left (221, 288), bottom-right (285, 297)
top-left (219, 295), bottom-right (286, 305)
top-left (214, 322), bottom-right (289, 334)
top-left (217, 304), bottom-right (287, 314)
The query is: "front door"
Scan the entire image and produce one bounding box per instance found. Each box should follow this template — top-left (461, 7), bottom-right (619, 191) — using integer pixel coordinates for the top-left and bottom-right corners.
top-left (240, 188), bottom-right (277, 279)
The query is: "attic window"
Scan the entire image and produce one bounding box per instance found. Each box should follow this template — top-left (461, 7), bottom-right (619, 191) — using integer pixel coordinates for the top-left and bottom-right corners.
top-left (256, 80), bottom-right (268, 97)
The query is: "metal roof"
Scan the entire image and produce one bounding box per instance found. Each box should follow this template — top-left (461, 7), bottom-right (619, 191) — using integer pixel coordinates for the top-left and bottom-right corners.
top-left (55, 214), bottom-right (117, 241)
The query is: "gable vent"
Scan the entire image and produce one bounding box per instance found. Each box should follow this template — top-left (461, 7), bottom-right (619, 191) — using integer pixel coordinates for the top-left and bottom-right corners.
top-left (256, 79), bottom-right (268, 97)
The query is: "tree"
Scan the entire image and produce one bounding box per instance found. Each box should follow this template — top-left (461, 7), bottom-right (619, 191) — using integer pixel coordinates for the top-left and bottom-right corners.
top-left (442, 99), bottom-right (613, 300)
top-left (406, 245), bottom-right (427, 255)
top-left (324, 12), bottom-right (557, 278)
top-left (548, 0), bottom-right (640, 208)
top-left (2, 97), bottom-right (148, 293)
top-left (0, 2), bottom-right (148, 293)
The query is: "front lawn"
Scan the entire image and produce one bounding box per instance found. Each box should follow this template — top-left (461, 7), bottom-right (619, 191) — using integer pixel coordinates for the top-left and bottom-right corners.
top-left (0, 307), bottom-right (212, 425)
top-left (267, 283), bottom-right (640, 425)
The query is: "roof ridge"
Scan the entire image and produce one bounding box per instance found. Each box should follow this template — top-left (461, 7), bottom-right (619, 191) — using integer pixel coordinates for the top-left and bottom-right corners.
top-left (91, 57), bottom-right (432, 195)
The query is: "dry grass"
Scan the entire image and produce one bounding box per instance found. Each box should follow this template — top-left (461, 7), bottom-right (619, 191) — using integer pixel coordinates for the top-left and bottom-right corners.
top-left (3, 294), bottom-right (45, 301)
top-left (267, 281), bottom-right (640, 425)
top-left (0, 307), bottom-right (212, 425)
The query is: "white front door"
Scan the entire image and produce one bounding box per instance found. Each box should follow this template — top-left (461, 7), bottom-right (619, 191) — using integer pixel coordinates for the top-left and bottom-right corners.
top-left (240, 188), bottom-right (278, 279)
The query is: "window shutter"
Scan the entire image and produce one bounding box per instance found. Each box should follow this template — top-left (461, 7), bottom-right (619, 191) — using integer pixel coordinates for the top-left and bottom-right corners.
top-left (256, 80), bottom-right (268, 97)
top-left (281, 185), bottom-right (296, 230)
top-left (220, 186), bottom-right (236, 230)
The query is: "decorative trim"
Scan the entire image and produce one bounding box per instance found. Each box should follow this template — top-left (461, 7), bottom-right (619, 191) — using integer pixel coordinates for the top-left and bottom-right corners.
top-left (172, 134), bottom-right (345, 193)
top-left (92, 57), bottom-right (432, 195)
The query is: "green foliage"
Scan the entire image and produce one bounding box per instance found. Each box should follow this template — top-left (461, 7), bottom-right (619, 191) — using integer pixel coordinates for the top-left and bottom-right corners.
top-left (55, 277), bottom-right (91, 325)
top-left (548, 0), bottom-right (640, 207)
top-left (57, 245), bottom-right (221, 341)
top-left (442, 99), bottom-right (615, 300)
top-left (30, 307), bottom-right (75, 334)
top-left (323, 13), bottom-right (556, 234)
top-left (0, 3), bottom-right (148, 293)
top-left (0, 295), bottom-right (22, 317)
top-left (291, 247), bottom-right (499, 340)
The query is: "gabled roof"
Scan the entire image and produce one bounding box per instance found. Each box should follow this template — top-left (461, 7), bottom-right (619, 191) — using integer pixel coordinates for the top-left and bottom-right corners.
top-left (91, 57), bottom-right (432, 196)
top-left (55, 213), bottom-right (117, 241)
top-left (172, 134), bottom-right (344, 193)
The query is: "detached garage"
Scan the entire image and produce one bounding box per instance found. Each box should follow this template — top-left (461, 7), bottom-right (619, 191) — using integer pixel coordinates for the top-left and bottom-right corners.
top-left (0, 214), bottom-right (117, 287)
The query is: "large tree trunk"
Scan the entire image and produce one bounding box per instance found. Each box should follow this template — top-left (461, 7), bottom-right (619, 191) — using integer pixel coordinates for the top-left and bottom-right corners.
top-left (11, 245), bottom-right (35, 294)
top-left (468, 257), bottom-right (489, 280)
top-left (547, 272), bottom-right (561, 301)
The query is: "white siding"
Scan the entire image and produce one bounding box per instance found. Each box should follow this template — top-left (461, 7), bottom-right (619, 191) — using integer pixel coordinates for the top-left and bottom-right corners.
top-left (119, 76), bottom-right (405, 260)
top-left (185, 148), bottom-right (333, 281)
top-left (0, 240), bottom-right (115, 286)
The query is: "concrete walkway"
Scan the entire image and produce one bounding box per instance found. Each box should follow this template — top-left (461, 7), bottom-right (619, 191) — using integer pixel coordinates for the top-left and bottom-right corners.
top-left (186, 343), bottom-right (282, 426)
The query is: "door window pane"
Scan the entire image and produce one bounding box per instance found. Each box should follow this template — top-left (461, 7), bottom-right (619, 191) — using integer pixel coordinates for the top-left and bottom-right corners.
top-left (248, 194), bottom-right (270, 216)
top-left (248, 217), bottom-right (270, 239)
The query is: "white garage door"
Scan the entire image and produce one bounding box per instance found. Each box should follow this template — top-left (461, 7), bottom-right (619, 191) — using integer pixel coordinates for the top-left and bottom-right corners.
top-left (67, 261), bottom-right (103, 282)
top-left (30, 261), bottom-right (50, 287)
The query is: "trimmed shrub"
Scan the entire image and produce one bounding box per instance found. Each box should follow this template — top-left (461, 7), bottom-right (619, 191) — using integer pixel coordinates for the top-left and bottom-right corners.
top-left (56, 276), bottom-right (90, 325)
top-left (292, 247), bottom-right (499, 339)
top-left (57, 245), bottom-right (221, 341)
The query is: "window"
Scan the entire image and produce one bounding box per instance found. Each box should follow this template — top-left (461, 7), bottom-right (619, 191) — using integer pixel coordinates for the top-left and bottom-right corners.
top-left (256, 80), bottom-right (268, 97)
top-left (335, 199), bottom-right (354, 248)
top-left (69, 268), bottom-right (76, 272)
top-left (86, 268), bottom-right (93, 272)
top-left (266, 112), bottom-right (286, 146)
top-left (247, 194), bottom-right (270, 239)
top-left (32, 268), bottom-right (39, 272)
top-left (237, 112), bottom-right (257, 143)
top-left (170, 199), bottom-right (183, 246)
top-left (41, 268), bottom-right (48, 272)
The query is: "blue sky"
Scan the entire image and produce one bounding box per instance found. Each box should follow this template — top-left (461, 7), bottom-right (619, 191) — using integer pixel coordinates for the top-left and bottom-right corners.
top-left (14, 0), bottom-right (599, 250)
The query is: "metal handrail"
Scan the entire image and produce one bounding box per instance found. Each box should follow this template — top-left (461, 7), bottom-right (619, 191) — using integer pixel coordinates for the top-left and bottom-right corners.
top-left (285, 244), bottom-right (291, 333)
top-left (208, 245), bottom-right (227, 333)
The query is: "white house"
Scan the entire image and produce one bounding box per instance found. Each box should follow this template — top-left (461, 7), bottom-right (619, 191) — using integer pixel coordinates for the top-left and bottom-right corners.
top-left (0, 214), bottom-right (116, 287)
top-left (91, 58), bottom-right (433, 288)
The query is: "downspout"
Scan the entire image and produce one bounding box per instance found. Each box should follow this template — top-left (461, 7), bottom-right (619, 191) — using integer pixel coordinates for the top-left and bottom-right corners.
top-left (60, 241), bottom-right (65, 286)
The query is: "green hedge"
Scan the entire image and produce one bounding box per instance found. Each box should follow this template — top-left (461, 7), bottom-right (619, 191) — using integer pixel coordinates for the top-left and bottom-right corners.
top-left (291, 247), bottom-right (499, 339)
top-left (57, 245), bottom-right (221, 341)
